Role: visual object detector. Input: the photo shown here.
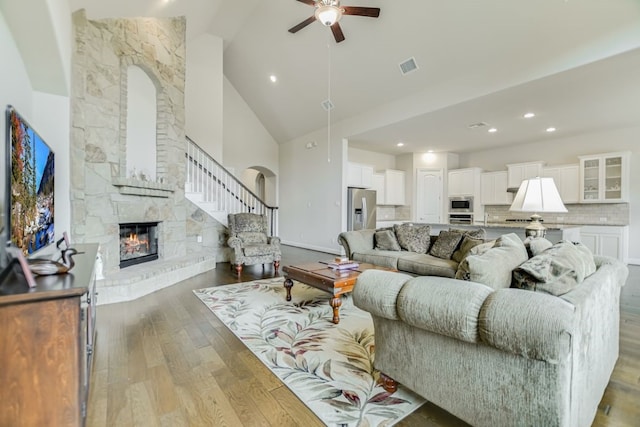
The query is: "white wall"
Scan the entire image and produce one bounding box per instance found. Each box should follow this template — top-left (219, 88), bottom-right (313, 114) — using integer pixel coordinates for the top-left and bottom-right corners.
top-left (223, 76), bottom-right (279, 184)
top-left (0, 2), bottom-right (71, 250)
top-left (279, 129), bottom-right (345, 254)
top-left (347, 147), bottom-right (395, 171)
top-left (458, 126), bottom-right (640, 262)
top-left (185, 33), bottom-right (223, 160)
top-left (0, 9), bottom-right (34, 241)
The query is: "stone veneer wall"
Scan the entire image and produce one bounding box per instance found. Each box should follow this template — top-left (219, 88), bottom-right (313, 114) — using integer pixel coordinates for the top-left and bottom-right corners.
top-left (70, 10), bottom-right (194, 275)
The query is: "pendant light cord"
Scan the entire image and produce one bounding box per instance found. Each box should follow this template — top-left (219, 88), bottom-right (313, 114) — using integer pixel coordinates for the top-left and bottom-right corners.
top-left (327, 37), bottom-right (331, 163)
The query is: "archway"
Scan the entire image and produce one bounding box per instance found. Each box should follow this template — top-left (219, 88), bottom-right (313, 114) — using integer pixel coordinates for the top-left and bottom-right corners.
top-left (240, 166), bottom-right (277, 207)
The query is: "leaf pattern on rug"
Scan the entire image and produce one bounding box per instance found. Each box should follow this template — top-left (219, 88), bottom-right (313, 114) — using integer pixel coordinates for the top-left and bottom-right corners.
top-left (194, 277), bottom-right (424, 426)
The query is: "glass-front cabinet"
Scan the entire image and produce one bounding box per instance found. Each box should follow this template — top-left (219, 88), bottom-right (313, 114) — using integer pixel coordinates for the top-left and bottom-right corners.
top-left (579, 152), bottom-right (630, 203)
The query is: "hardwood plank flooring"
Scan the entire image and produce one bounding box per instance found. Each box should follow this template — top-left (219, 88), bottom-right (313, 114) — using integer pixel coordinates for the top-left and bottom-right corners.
top-left (87, 246), bottom-right (640, 426)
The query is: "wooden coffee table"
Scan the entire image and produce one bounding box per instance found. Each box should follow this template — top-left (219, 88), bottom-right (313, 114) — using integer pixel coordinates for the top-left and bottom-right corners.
top-left (282, 262), bottom-right (395, 324)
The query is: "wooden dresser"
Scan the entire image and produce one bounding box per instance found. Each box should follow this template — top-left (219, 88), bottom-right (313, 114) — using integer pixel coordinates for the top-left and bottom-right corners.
top-left (0, 244), bottom-right (98, 427)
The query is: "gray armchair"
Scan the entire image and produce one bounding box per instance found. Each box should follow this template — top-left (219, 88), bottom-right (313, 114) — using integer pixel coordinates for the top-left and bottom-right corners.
top-left (227, 213), bottom-right (281, 275)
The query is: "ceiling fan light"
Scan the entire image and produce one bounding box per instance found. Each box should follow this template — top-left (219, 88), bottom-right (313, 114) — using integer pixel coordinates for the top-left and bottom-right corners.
top-left (315, 5), bottom-right (342, 26)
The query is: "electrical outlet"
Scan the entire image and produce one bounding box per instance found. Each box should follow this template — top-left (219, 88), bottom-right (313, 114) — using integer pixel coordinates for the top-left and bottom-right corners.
top-left (599, 217), bottom-right (608, 222)
top-left (556, 216), bottom-right (564, 222)
top-left (197, 235), bottom-right (202, 243)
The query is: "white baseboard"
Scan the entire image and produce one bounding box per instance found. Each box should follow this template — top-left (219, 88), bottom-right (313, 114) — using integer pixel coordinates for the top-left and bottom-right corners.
top-left (626, 257), bottom-right (640, 266)
top-left (281, 240), bottom-right (342, 256)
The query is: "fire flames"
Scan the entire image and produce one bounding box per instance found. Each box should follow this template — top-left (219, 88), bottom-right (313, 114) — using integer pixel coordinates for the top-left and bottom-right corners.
top-left (123, 232), bottom-right (149, 255)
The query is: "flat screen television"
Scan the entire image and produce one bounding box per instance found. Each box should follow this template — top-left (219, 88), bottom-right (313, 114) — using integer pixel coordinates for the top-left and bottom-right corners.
top-left (5, 105), bottom-right (55, 256)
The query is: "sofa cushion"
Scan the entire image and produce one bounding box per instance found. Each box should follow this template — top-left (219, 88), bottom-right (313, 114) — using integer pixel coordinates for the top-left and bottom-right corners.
top-left (512, 241), bottom-right (596, 296)
top-left (479, 288), bottom-right (575, 362)
top-left (429, 230), bottom-right (464, 260)
top-left (243, 243), bottom-right (277, 256)
top-left (352, 250), bottom-right (400, 269)
top-left (393, 223), bottom-right (431, 253)
top-left (398, 276), bottom-right (494, 343)
top-left (451, 235), bottom-right (485, 263)
top-left (238, 231), bottom-right (268, 244)
top-left (397, 253), bottom-right (458, 278)
top-left (455, 233), bottom-right (528, 289)
top-left (375, 230), bottom-right (402, 251)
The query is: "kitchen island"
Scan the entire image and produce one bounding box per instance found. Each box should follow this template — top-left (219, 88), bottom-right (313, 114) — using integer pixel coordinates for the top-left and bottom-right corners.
top-left (429, 222), bottom-right (581, 243)
top-left (375, 220), bottom-right (581, 243)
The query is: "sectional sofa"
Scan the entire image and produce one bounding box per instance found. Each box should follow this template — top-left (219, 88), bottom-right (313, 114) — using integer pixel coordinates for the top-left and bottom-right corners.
top-left (349, 226), bottom-right (629, 426)
top-left (338, 223), bottom-right (488, 277)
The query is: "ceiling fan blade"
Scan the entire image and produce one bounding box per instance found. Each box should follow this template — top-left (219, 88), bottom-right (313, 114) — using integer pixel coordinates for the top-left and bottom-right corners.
top-left (288, 16), bottom-right (317, 33)
top-left (331, 22), bottom-right (345, 43)
top-left (342, 6), bottom-right (380, 18)
top-left (296, 0), bottom-right (317, 5)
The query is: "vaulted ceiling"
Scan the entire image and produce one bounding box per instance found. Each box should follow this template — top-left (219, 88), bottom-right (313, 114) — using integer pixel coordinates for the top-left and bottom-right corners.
top-left (71, 0), bottom-right (640, 154)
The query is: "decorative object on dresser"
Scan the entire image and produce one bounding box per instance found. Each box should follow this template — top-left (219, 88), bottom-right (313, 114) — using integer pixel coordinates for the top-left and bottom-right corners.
top-left (509, 177), bottom-right (567, 238)
top-left (0, 244), bottom-right (98, 427)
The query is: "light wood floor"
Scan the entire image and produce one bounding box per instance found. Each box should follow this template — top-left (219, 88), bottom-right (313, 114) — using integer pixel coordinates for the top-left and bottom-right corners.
top-left (87, 246), bottom-right (640, 426)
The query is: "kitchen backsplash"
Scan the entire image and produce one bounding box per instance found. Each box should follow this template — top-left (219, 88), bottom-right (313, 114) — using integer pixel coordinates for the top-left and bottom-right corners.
top-left (485, 203), bottom-right (629, 226)
top-left (377, 203), bottom-right (628, 226)
top-left (377, 205), bottom-right (411, 221)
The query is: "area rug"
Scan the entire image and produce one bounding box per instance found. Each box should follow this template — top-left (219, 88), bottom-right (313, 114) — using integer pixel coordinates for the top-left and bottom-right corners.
top-left (194, 277), bottom-right (425, 426)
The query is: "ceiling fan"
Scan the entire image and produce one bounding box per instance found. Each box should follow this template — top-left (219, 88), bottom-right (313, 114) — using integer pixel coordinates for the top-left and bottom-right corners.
top-left (288, 0), bottom-right (381, 43)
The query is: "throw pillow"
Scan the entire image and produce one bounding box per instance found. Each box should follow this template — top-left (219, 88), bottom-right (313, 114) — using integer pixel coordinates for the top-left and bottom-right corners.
top-left (429, 230), bottom-right (464, 260)
top-left (451, 235), bottom-right (485, 263)
top-left (449, 227), bottom-right (487, 240)
top-left (523, 236), bottom-right (554, 258)
top-left (469, 240), bottom-right (496, 256)
top-left (393, 223), bottom-right (431, 253)
top-left (512, 241), bottom-right (596, 296)
top-left (455, 233), bottom-right (528, 289)
top-left (375, 230), bottom-right (402, 251)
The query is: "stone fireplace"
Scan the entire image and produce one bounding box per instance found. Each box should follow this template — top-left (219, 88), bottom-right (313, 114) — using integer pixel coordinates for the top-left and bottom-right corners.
top-left (69, 12), bottom-right (219, 304)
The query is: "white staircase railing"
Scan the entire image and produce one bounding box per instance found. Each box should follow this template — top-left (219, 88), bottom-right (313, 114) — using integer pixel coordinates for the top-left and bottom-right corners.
top-left (185, 137), bottom-right (278, 235)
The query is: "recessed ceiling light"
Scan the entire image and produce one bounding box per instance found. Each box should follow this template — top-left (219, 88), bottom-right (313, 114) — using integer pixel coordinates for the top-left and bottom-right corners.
top-left (269, 75), bottom-right (277, 83)
top-left (488, 127), bottom-right (497, 133)
top-left (546, 127), bottom-right (557, 132)
top-left (524, 112), bottom-right (535, 119)
top-left (397, 142), bottom-right (404, 147)
top-left (427, 150), bottom-right (434, 153)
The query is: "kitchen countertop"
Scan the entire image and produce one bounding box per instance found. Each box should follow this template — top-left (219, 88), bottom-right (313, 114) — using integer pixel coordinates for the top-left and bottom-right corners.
top-left (478, 222), bottom-right (582, 230)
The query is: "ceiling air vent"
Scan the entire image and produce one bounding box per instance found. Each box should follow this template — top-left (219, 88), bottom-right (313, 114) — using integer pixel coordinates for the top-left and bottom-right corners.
top-left (321, 99), bottom-right (334, 111)
top-left (399, 57), bottom-right (418, 75)
top-left (468, 122), bottom-right (488, 129)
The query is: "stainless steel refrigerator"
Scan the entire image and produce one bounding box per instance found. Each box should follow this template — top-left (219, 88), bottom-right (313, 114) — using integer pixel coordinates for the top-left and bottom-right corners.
top-left (347, 188), bottom-right (377, 231)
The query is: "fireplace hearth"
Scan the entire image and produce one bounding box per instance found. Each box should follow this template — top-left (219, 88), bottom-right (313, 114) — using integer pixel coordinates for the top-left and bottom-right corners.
top-left (119, 222), bottom-right (159, 268)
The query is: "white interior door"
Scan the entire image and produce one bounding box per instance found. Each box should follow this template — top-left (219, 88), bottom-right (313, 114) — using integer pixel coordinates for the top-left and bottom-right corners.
top-left (417, 169), bottom-right (443, 223)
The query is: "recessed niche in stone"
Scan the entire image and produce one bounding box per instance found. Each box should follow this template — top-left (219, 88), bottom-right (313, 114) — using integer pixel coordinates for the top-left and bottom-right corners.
top-left (119, 222), bottom-right (159, 268)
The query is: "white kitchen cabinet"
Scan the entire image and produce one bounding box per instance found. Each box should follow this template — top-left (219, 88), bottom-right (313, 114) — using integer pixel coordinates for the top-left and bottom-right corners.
top-left (448, 168), bottom-right (482, 197)
top-left (480, 171), bottom-right (513, 205)
top-left (372, 173), bottom-right (385, 204)
top-left (580, 225), bottom-right (628, 262)
top-left (374, 169), bottom-right (405, 205)
top-left (507, 161), bottom-right (545, 190)
top-left (541, 164), bottom-right (579, 204)
top-left (347, 162), bottom-right (374, 188)
top-left (579, 152), bottom-right (630, 203)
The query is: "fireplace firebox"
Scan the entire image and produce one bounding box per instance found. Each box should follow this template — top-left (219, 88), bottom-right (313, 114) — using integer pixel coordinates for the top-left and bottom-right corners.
top-left (119, 222), bottom-right (159, 268)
